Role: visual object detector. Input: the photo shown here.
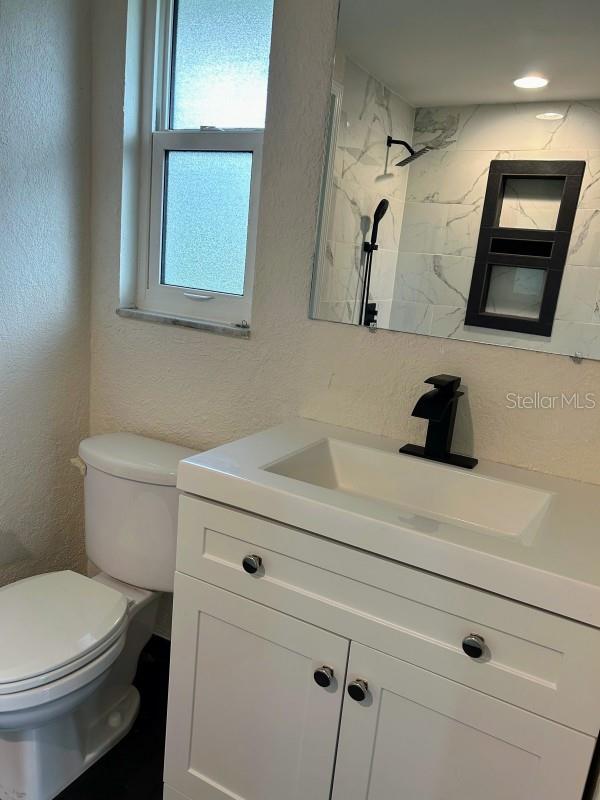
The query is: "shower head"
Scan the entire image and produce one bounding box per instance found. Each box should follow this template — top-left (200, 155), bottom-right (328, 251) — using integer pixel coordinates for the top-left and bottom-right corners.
top-left (386, 135), bottom-right (435, 167)
top-left (395, 145), bottom-right (434, 167)
top-left (370, 199), bottom-right (389, 246)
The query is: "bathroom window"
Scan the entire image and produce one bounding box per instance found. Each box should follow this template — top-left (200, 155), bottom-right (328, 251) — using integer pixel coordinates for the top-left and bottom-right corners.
top-left (139, 0), bottom-right (274, 327)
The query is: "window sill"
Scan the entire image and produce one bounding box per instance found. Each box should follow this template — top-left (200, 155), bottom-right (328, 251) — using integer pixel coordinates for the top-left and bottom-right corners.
top-left (116, 307), bottom-right (251, 338)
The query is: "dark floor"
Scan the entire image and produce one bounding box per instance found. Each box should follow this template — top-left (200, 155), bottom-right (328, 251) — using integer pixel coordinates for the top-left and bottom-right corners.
top-left (57, 635), bottom-right (170, 800)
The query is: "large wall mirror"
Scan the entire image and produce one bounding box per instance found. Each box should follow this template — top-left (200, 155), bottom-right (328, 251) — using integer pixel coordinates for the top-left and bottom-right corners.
top-left (311, 0), bottom-right (600, 360)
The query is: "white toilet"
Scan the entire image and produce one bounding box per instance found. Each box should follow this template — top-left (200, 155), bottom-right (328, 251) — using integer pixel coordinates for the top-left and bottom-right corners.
top-left (0, 433), bottom-right (195, 800)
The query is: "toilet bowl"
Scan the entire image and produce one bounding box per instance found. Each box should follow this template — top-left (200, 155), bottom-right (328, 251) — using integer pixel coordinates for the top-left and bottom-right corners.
top-left (0, 433), bottom-right (196, 800)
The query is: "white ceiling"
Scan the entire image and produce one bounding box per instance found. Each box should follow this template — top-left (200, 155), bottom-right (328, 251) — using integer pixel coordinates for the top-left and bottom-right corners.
top-left (337, 0), bottom-right (600, 106)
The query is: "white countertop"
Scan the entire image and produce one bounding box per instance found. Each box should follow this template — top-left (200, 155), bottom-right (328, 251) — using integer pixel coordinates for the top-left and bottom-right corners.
top-left (178, 419), bottom-right (600, 628)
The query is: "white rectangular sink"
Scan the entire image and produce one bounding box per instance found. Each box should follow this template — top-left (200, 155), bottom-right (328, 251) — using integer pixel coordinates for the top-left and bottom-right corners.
top-left (178, 419), bottom-right (600, 626)
top-left (264, 438), bottom-right (553, 541)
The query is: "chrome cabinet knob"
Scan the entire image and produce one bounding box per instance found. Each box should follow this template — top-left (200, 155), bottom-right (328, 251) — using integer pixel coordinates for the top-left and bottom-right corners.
top-left (313, 666), bottom-right (334, 688)
top-left (242, 554), bottom-right (262, 575)
top-left (462, 633), bottom-right (486, 659)
top-left (347, 679), bottom-right (369, 702)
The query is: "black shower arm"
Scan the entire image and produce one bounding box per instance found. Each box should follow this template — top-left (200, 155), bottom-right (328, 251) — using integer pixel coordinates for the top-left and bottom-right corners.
top-left (386, 136), bottom-right (415, 157)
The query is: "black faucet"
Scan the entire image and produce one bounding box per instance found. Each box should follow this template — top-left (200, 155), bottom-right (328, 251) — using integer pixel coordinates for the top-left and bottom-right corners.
top-left (399, 375), bottom-right (478, 469)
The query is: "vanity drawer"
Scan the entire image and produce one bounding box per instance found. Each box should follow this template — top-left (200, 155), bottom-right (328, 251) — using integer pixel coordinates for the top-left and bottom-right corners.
top-left (177, 496), bottom-right (600, 735)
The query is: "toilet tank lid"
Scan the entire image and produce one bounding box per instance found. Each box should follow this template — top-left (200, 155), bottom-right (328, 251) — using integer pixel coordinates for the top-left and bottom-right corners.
top-left (79, 433), bottom-right (197, 486)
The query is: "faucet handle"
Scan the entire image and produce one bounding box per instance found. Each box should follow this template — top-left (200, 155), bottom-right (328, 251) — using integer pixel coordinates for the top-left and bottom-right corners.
top-left (424, 374), bottom-right (462, 394)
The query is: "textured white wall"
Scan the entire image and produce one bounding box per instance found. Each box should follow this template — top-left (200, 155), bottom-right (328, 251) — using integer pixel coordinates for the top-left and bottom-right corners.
top-left (0, 0), bottom-right (91, 586)
top-left (91, 0), bottom-right (600, 486)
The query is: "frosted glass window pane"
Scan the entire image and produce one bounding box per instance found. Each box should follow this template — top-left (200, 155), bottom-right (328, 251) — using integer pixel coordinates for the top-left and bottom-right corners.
top-left (171, 0), bottom-right (274, 129)
top-left (162, 151), bottom-right (252, 295)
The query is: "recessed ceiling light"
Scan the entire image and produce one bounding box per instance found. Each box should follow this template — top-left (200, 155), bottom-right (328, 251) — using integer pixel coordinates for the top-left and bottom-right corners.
top-left (514, 75), bottom-right (549, 89)
top-left (536, 111), bottom-right (564, 120)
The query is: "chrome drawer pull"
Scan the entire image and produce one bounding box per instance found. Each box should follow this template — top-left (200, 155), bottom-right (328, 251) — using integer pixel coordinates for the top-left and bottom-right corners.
top-left (242, 554), bottom-right (263, 575)
top-left (313, 666), bottom-right (334, 688)
top-left (347, 679), bottom-right (369, 702)
top-left (462, 634), bottom-right (486, 659)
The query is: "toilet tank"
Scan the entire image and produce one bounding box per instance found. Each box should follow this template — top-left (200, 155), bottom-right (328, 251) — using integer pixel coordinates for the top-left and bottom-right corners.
top-left (79, 434), bottom-right (197, 592)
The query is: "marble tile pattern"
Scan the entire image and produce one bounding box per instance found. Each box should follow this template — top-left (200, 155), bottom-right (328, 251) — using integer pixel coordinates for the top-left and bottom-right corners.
top-left (317, 57), bottom-right (415, 327)
top-left (317, 83), bottom-right (600, 358)
top-left (485, 266), bottom-right (545, 318)
top-left (498, 177), bottom-right (563, 230)
top-left (390, 100), bottom-right (600, 359)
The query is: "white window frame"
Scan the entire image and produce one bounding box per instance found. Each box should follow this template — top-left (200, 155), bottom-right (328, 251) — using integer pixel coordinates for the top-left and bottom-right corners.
top-left (136, 0), bottom-right (264, 327)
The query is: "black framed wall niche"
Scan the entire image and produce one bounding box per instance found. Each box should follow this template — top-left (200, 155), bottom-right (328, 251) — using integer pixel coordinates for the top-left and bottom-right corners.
top-left (465, 160), bottom-right (585, 336)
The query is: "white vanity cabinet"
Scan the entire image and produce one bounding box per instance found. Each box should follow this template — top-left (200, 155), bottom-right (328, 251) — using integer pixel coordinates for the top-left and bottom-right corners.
top-left (333, 643), bottom-right (593, 800)
top-left (163, 575), bottom-right (348, 800)
top-left (164, 496), bottom-right (600, 800)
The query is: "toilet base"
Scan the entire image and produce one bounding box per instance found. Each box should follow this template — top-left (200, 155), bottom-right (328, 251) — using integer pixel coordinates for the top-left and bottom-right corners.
top-left (0, 575), bottom-right (160, 800)
top-left (0, 684), bottom-right (140, 800)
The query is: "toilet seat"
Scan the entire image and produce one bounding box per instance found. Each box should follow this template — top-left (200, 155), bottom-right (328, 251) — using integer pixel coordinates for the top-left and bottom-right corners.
top-left (0, 570), bottom-right (128, 695)
top-left (0, 618), bottom-right (128, 695)
top-left (0, 632), bottom-right (127, 714)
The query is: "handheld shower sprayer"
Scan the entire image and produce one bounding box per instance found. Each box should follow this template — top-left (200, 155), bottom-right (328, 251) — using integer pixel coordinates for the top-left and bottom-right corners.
top-left (360, 199), bottom-right (390, 328)
top-left (370, 198), bottom-right (390, 249)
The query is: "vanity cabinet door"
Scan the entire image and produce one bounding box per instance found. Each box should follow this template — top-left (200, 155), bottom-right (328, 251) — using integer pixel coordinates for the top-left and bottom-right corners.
top-left (164, 573), bottom-right (349, 800)
top-left (331, 643), bottom-right (595, 800)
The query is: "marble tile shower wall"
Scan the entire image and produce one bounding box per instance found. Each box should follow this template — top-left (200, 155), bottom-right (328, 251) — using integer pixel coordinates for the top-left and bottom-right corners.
top-left (392, 101), bottom-right (600, 356)
top-left (319, 58), bottom-right (415, 325)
